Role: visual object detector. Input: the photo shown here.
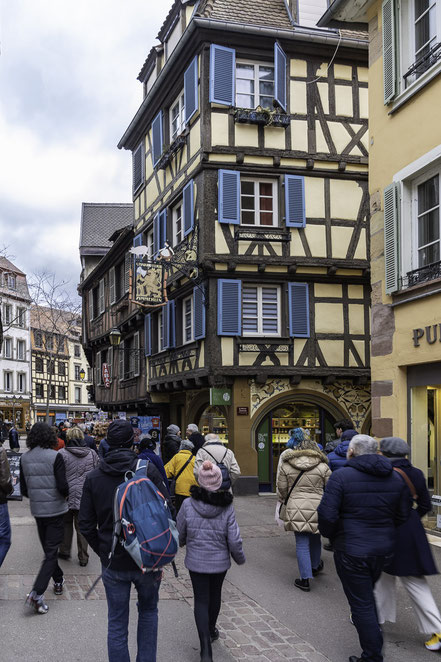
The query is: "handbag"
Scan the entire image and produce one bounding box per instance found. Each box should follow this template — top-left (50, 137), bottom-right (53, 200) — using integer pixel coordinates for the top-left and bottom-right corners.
top-left (279, 470), bottom-right (306, 521)
top-left (393, 467), bottom-right (418, 503)
top-left (169, 453), bottom-right (193, 499)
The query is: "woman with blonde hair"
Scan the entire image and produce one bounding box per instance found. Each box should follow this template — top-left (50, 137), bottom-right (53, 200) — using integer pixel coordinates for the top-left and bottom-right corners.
top-left (58, 426), bottom-right (99, 566)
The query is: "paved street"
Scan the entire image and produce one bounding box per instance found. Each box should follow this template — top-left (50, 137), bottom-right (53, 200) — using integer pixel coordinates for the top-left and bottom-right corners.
top-left (2, 493), bottom-right (441, 662)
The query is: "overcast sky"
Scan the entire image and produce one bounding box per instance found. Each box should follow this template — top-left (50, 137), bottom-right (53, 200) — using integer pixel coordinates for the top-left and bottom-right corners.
top-left (0, 0), bottom-right (168, 299)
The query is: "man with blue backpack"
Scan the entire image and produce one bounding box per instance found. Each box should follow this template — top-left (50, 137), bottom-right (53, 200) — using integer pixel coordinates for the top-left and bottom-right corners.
top-left (79, 419), bottom-right (176, 662)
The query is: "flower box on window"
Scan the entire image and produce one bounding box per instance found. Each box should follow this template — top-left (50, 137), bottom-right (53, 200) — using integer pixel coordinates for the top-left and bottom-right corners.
top-left (269, 112), bottom-right (290, 128)
top-left (234, 107), bottom-right (290, 128)
top-left (157, 134), bottom-right (187, 170)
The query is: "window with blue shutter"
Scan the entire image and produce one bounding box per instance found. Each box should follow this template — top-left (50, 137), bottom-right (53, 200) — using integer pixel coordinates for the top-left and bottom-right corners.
top-left (168, 300), bottom-right (176, 349)
top-left (382, 0), bottom-right (397, 104)
top-left (288, 283), bottom-right (310, 338)
top-left (184, 56), bottom-right (198, 123)
top-left (219, 170), bottom-right (240, 224)
top-left (193, 286), bottom-right (206, 340)
top-left (151, 111), bottom-right (163, 166)
top-left (384, 182), bottom-right (400, 294)
top-left (133, 234), bottom-right (142, 247)
top-left (153, 210), bottom-right (167, 255)
top-left (209, 44), bottom-right (235, 106)
top-left (274, 42), bottom-right (287, 111)
top-left (285, 175), bottom-right (306, 227)
top-left (183, 180), bottom-right (194, 236)
top-left (132, 143), bottom-right (144, 193)
top-left (162, 303), bottom-right (170, 350)
top-left (144, 314), bottom-right (152, 357)
top-left (217, 279), bottom-right (241, 336)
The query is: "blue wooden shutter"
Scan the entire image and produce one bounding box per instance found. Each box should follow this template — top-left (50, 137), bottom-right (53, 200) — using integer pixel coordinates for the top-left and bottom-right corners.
top-left (153, 212), bottom-right (160, 255)
top-left (160, 209), bottom-right (167, 248)
top-left (285, 175), bottom-right (306, 227)
top-left (217, 279), bottom-right (241, 336)
top-left (382, 0), bottom-right (397, 104)
top-left (274, 42), bottom-right (287, 111)
top-left (144, 314), bottom-right (152, 356)
top-left (219, 170), bottom-right (240, 224)
top-left (132, 143), bottom-right (144, 192)
top-left (288, 283), bottom-right (310, 338)
top-left (151, 111), bottom-right (163, 166)
top-left (133, 234), bottom-right (142, 247)
top-left (184, 56), bottom-right (198, 123)
top-left (162, 303), bottom-right (170, 350)
top-left (193, 286), bottom-right (206, 340)
top-left (209, 44), bottom-right (235, 106)
top-left (384, 182), bottom-right (400, 294)
top-left (168, 300), bottom-right (176, 348)
top-left (183, 180), bottom-right (194, 236)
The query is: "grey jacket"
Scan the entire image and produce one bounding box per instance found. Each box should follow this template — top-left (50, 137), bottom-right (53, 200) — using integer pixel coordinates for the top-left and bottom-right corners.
top-left (177, 486), bottom-right (245, 573)
top-left (194, 442), bottom-right (241, 486)
top-left (59, 446), bottom-right (99, 510)
top-left (20, 447), bottom-right (68, 518)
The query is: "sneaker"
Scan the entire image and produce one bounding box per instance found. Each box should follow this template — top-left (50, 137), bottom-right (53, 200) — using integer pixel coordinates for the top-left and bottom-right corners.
top-left (312, 560), bottom-right (324, 576)
top-left (294, 578), bottom-right (310, 592)
top-left (53, 578), bottom-right (65, 595)
top-left (25, 593), bottom-right (49, 614)
top-left (425, 633), bottom-right (441, 651)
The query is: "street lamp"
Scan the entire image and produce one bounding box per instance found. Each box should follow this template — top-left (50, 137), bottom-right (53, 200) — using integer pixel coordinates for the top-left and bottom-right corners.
top-left (79, 368), bottom-right (86, 381)
top-left (109, 327), bottom-right (122, 347)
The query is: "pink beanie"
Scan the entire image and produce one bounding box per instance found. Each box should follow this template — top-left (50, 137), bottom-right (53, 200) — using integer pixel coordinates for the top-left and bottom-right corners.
top-left (197, 461), bottom-right (222, 492)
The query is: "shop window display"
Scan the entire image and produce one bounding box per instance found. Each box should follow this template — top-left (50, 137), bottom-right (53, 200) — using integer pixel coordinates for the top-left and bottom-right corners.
top-left (199, 405), bottom-right (228, 444)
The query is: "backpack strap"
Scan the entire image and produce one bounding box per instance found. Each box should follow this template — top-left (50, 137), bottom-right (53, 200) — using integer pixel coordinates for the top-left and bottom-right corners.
top-left (174, 453), bottom-right (193, 481)
top-left (393, 467), bottom-right (418, 500)
top-left (283, 470), bottom-right (306, 506)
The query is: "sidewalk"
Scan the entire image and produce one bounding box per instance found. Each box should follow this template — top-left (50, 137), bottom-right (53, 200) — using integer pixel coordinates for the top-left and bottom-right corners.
top-left (2, 494), bottom-right (441, 662)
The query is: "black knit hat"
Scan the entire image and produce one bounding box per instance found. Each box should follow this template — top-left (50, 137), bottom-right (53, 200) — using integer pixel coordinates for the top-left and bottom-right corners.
top-left (107, 420), bottom-right (134, 448)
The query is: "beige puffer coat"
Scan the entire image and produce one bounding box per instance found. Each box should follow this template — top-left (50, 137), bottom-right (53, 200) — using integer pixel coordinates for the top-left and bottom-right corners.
top-left (276, 448), bottom-right (331, 534)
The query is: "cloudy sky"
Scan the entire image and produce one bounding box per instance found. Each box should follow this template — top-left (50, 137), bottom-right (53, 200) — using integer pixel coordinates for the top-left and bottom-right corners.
top-left (0, 0), bottom-right (168, 298)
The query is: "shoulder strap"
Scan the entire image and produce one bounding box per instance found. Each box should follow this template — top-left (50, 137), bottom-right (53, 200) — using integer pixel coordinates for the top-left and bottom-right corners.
top-left (393, 467), bottom-right (417, 500)
top-left (174, 454), bottom-right (193, 481)
top-left (203, 448), bottom-right (218, 463)
top-left (284, 470), bottom-right (305, 505)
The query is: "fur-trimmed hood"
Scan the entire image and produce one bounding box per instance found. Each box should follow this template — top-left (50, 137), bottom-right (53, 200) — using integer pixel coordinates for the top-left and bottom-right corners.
top-left (189, 485), bottom-right (233, 519)
top-left (281, 447), bottom-right (329, 471)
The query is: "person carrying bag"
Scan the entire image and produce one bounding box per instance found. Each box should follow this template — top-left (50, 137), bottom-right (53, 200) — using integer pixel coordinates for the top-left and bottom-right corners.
top-left (165, 439), bottom-right (197, 513)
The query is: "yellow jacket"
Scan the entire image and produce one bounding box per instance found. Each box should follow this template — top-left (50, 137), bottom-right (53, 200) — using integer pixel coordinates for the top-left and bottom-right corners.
top-left (165, 449), bottom-right (197, 496)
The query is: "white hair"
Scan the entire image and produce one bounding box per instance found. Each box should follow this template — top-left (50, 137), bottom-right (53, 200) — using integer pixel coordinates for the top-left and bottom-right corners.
top-left (205, 433), bottom-right (220, 443)
top-left (187, 423), bottom-right (199, 433)
top-left (348, 434), bottom-right (378, 457)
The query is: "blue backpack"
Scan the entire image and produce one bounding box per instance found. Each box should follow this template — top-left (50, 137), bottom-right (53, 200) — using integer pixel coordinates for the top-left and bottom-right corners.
top-left (110, 460), bottom-right (178, 572)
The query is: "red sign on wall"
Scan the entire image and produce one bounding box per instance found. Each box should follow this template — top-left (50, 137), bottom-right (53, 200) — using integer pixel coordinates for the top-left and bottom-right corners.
top-left (102, 363), bottom-right (111, 389)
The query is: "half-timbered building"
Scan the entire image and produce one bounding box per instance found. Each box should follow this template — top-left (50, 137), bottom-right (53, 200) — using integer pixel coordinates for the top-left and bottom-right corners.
top-left (116, 0), bottom-right (370, 492)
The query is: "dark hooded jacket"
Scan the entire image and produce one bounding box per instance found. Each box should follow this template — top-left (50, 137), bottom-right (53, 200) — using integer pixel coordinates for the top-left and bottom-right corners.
top-left (79, 448), bottom-right (171, 571)
top-left (318, 453), bottom-right (412, 557)
top-left (177, 486), bottom-right (245, 573)
top-left (188, 432), bottom-right (205, 454)
top-left (162, 432), bottom-right (181, 464)
top-left (327, 429), bottom-right (358, 471)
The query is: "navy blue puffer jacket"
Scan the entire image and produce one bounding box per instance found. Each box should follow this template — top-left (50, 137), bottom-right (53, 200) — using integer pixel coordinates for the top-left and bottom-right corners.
top-left (327, 429), bottom-right (358, 471)
top-left (318, 453), bottom-right (412, 557)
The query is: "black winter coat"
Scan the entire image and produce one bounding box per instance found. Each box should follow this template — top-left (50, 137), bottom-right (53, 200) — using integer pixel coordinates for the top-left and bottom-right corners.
top-left (162, 433), bottom-right (181, 464)
top-left (384, 458), bottom-right (437, 576)
top-left (318, 453), bottom-right (412, 557)
top-left (79, 448), bottom-right (171, 571)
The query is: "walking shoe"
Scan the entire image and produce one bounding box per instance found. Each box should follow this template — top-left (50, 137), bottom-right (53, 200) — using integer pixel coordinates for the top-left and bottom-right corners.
top-left (210, 627), bottom-right (219, 642)
top-left (53, 578), bottom-right (65, 595)
top-left (425, 633), bottom-right (441, 650)
top-left (294, 578), bottom-right (310, 592)
top-left (25, 593), bottom-right (49, 614)
top-left (312, 560), bottom-right (324, 576)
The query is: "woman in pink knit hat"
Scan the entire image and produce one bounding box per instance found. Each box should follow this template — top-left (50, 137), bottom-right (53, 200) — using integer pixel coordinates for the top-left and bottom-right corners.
top-left (177, 460), bottom-right (245, 662)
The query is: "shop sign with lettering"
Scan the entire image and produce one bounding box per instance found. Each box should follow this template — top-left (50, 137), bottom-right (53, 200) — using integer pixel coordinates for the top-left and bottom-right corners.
top-left (237, 407), bottom-right (249, 416)
top-left (102, 363), bottom-right (111, 388)
top-left (413, 324), bottom-right (441, 347)
top-left (210, 388), bottom-right (232, 406)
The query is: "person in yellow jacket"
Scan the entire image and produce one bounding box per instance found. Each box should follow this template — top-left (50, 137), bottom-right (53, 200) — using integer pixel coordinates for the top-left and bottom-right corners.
top-left (164, 439), bottom-right (197, 512)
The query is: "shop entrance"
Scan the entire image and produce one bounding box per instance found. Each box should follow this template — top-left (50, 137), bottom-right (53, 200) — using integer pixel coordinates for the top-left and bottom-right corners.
top-left (256, 401), bottom-right (336, 491)
top-left (199, 405), bottom-right (229, 444)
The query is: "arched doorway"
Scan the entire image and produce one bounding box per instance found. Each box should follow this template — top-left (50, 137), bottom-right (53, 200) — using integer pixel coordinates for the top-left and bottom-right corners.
top-left (253, 390), bottom-right (348, 491)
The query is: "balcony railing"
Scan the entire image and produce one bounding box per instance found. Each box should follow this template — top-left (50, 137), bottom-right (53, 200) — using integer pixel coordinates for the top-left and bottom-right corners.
top-left (404, 42), bottom-right (441, 88)
top-left (402, 260), bottom-right (441, 289)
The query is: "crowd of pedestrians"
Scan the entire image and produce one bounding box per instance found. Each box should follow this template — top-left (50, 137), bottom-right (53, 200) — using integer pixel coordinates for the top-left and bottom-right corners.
top-left (1, 416), bottom-right (441, 662)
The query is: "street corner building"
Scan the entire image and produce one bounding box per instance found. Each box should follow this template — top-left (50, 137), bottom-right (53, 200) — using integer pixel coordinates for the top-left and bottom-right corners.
top-left (320, 0), bottom-right (441, 524)
top-left (81, 0), bottom-right (372, 493)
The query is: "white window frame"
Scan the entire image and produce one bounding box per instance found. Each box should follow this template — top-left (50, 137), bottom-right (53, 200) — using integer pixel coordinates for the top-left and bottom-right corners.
top-left (17, 373), bottom-right (26, 394)
top-left (182, 296), bottom-right (194, 344)
top-left (74, 344), bottom-right (81, 358)
top-left (242, 285), bottom-right (281, 337)
top-left (235, 60), bottom-right (275, 110)
top-left (3, 304), bottom-right (12, 325)
top-left (75, 386), bottom-right (81, 404)
top-left (7, 274), bottom-right (16, 290)
top-left (98, 278), bottom-right (105, 315)
top-left (35, 383), bottom-right (44, 398)
top-left (170, 90), bottom-right (185, 142)
top-left (240, 178), bottom-right (278, 227)
top-left (410, 166), bottom-right (441, 270)
top-left (4, 371), bottom-right (12, 392)
top-left (17, 307), bottom-right (26, 328)
top-left (172, 202), bottom-right (183, 247)
top-left (158, 310), bottom-right (165, 352)
top-left (146, 229), bottom-right (154, 260)
top-left (17, 339), bottom-right (25, 361)
top-left (3, 337), bottom-right (12, 359)
top-left (74, 363), bottom-right (81, 381)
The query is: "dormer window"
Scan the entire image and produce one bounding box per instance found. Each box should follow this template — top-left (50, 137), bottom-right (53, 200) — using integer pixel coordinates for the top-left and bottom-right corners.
top-left (7, 274), bottom-right (16, 290)
top-left (170, 91), bottom-right (185, 142)
top-left (236, 61), bottom-right (274, 109)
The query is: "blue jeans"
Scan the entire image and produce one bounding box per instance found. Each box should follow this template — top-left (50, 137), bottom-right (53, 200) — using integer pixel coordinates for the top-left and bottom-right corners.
top-left (0, 503), bottom-right (11, 567)
top-left (294, 532), bottom-right (321, 579)
top-left (101, 565), bottom-right (161, 662)
top-left (334, 550), bottom-right (388, 662)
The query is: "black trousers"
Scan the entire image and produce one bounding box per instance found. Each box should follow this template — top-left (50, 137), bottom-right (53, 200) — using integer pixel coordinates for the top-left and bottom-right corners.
top-left (189, 570), bottom-right (227, 657)
top-left (33, 515), bottom-right (64, 596)
top-left (334, 550), bottom-right (389, 662)
top-left (174, 494), bottom-right (188, 514)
